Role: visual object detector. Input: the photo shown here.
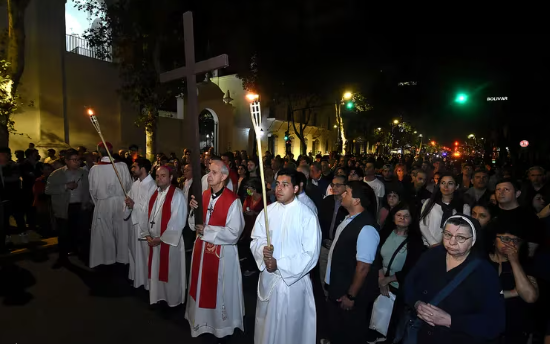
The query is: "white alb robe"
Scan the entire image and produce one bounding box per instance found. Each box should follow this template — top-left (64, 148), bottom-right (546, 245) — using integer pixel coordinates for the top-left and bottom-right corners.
top-left (148, 186), bottom-right (187, 306)
top-left (89, 157), bottom-right (133, 268)
top-left (251, 198), bottom-right (321, 344)
top-left (185, 193), bottom-right (245, 338)
top-left (124, 174), bottom-right (157, 288)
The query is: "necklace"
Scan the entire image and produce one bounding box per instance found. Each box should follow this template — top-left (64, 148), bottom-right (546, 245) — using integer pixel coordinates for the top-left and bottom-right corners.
top-left (150, 189), bottom-right (168, 229)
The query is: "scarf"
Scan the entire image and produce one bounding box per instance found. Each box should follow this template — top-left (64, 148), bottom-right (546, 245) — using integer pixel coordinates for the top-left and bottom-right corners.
top-left (437, 200), bottom-right (456, 228)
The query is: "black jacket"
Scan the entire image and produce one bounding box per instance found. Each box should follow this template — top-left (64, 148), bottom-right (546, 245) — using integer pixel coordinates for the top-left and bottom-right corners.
top-left (318, 195), bottom-right (348, 241)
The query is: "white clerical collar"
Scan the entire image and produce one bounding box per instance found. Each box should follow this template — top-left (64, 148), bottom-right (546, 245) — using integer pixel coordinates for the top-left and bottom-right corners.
top-left (278, 196), bottom-right (298, 208)
top-left (100, 156), bottom-right (110, 162)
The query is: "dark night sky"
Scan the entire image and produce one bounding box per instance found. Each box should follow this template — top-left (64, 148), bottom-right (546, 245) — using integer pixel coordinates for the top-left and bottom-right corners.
top-left (183, 3), bottom-right (549, 146)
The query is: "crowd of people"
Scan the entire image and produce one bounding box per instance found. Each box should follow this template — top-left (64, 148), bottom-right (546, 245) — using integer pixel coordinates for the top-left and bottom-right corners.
top-left (1, 142), bottom-right (550, 344)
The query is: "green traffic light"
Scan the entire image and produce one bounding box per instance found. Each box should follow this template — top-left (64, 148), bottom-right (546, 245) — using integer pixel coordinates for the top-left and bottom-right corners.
top-left (455, 93), bottom-right (468, 104)
top-left (346, 102), bottom-right (354, 109)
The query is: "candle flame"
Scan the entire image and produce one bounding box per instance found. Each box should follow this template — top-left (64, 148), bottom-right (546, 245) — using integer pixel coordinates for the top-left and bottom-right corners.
top-left (87, 108), bottom-right (94, 116)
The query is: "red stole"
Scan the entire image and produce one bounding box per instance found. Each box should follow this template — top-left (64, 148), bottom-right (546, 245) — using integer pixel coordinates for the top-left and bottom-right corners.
top-left (189, 188), bottom-right (237, 309)
top-left (147, 185), bottom-right (176, 283)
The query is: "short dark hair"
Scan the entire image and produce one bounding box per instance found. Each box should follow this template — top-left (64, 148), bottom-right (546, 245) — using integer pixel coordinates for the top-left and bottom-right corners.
top-left (296, 171), bottom-right (307, 186)
top-left (350, 167), bottom-right (365, 179)
top-left (311, 162), bottom-right (322, 172)
top-left (333, 175), bottom-right (346, 184)
top-left (496, 178), bottom-right (520, 193)
top-left (25, 148), bottom-right (36, 158)
top-left (473, 169), bottom-right (489, 177)
top-left (346, 181), bottom-right (372, 209)
top-left (277, 168), bottom-right (299, 187)
top-left (246, 178), bottom-right (263, 193)
top-left (129, 144), bottom-right (139, 151)
top-left (135, 157), bottom-right (152, 173)
top-left (65, 149), bottom-right (79, 159)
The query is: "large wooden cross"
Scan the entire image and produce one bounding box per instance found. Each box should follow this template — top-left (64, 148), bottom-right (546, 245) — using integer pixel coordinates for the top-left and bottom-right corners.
top-left (160, 11), bottom-right (229, 224)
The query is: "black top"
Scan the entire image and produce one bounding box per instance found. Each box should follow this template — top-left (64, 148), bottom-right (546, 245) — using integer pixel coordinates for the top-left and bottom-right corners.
top-left (318, 195), bottom-right (348, 241)
top-left (488, 258), bottom-right (535, 335)
top-left (404, 246), bottom-right (505, 344)
top-left (328, 211), bottom-right (379, 305)
top-left (493, 206), bottom-right (543, 244)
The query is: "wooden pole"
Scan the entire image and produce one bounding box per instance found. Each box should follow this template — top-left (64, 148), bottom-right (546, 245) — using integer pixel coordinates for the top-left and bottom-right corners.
top-left (249, 97), bottom-right (270, 247)
top-left (89, 110), bottom-right (128, 198)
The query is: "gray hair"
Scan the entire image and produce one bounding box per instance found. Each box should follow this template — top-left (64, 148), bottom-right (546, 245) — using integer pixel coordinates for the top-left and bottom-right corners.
top-left (220, 163), bottom-right (229, 175)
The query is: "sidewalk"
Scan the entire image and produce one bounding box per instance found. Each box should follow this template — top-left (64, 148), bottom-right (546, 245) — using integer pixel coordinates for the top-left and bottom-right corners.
top-left (1, 231), bottom-right (58, 262)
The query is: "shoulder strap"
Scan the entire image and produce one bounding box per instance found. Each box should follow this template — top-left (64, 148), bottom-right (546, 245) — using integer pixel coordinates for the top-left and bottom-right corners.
top-left (385, 236), bottom-right (409, 277)
top-left (429, 259), bottom-right (481, 306)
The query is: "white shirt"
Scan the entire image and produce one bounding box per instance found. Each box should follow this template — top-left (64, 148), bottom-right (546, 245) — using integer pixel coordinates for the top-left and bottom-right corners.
top-left (325, 213), bottom-right (380, 284)
top-left (183, 178), bottom-right (193, 201)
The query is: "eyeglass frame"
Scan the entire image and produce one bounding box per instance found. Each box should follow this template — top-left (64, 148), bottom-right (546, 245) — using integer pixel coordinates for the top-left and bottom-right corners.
top-left (330, 182), bottom-right (346, 188)
top-left (496, 235), bottom-right (522, 246)
top-left (442, 230), bottom-right (473, 244)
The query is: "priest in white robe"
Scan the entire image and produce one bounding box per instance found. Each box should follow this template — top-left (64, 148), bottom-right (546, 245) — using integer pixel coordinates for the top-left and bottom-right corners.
top-left (251, 168), bottom-right (321, 344)
top-left (123, 158), bottom-right (157, 289)
top-left (145, 166), bottom-right (187, 307)
top-left (186, 158), bottom-right (245, 339)
top-left (88, 142), bottom-right (133, 268)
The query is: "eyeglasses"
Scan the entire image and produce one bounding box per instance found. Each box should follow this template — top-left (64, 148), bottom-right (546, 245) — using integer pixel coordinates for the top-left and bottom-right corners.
top-left (442, 231), bottom-right (472, 243)
top-left (497, 235), bottom-right (522, 245)
top-left (330, 183), bottom-right (346, 188)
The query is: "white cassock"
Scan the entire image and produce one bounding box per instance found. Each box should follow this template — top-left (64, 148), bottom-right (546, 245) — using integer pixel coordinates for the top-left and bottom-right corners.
top-left (89, 157), bottom-right (133, 268)
top-left (124, 174), bottom-right (157, 288)
top-left (185, 189), bottom-right (245, 338)
top-left (251, 197), bottom-right (321, 344)
top-left (147, 185), bottom-right (187, 306)
top-left (201, 174), bottom-right (234, 193)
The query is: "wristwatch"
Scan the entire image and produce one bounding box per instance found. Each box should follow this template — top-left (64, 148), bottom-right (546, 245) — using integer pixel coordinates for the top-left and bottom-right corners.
top-left (346, 293), bottom-right (356, 301)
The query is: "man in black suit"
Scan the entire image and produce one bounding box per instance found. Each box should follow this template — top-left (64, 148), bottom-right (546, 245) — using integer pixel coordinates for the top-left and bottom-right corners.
top-left (306, 162), bottom-right (329, 210)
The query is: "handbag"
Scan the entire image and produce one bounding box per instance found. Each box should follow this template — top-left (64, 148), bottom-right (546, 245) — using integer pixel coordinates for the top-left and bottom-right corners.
top-left (393, 258), bottom-right (481, 344)
top-left (369, 237), bottom-right (409, 336)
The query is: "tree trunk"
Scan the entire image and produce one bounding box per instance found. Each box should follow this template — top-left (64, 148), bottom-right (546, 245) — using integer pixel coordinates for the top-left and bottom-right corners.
top-left (7, 0), bottom-right (30, 94)
top-left (145, 109), bottom-right (157, 161)
top-left (0, 124), bottom-right (8, 147)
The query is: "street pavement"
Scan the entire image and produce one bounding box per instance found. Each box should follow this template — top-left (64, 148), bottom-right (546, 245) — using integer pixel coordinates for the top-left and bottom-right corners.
top-left (0, 249), bottom-right (327, 344)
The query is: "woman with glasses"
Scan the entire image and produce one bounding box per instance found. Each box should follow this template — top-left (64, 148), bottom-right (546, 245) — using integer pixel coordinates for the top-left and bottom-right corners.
top-left (403, 215), bottom-right (505, 344)
top-left (488, 224), bottom-right (538, 344)
top-left (419, 172), bottom-right (470, 248)
top-left (366, 203), bottom-right (424, 343)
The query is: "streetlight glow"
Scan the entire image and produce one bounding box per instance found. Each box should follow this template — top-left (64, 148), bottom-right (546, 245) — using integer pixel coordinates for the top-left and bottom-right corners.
top-left (468, 134), bottom-right (475, 139)
top-left (246, 93), bottom-right (259, 102)
top-left (343, 92), bottom-right (352, 100)
top-left (377, 127), bottom-right (381, 131)
top-left (393, 119), bottom-right (399, 124)
top-left (414, 131), bottom-right (417, 134)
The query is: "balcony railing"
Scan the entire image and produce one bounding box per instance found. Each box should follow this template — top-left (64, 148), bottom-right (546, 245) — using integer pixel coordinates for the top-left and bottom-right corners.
top-left (66, 34), bottom-right (112, 62)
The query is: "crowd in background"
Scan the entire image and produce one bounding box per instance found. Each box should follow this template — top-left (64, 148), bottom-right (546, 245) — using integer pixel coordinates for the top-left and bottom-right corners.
top-left (2, 141), bottom-right (550, 344)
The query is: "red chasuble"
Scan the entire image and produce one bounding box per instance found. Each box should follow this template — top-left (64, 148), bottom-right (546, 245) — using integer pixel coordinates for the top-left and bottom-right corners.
top-left (189, 188), bottom-right (237, 309)
top-left (147, 184), bottom-right (176, 283)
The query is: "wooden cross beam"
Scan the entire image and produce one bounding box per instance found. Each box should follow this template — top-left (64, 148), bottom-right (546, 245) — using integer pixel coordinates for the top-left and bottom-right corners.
top-left (160, 11), bottom-right (229, 224)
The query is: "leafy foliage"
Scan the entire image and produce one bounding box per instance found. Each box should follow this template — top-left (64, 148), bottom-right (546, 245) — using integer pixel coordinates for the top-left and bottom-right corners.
top-left (0, 60), bottom-right (30, 137)
top-left (72, 0), bottom-right (184, 130)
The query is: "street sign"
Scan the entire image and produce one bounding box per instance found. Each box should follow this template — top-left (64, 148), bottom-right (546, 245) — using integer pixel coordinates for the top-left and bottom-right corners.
top-left (520, 140), bottom-right (529, 148)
